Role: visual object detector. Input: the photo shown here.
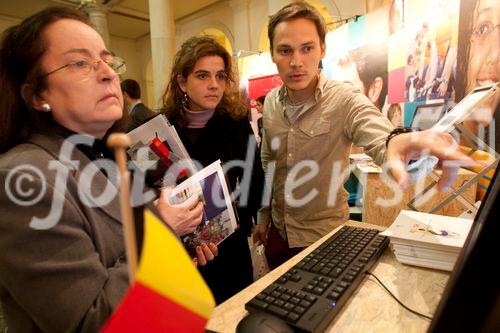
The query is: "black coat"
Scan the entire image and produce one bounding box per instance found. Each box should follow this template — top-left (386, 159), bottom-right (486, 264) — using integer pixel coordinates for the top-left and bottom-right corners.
top-left (172, 113), bottom-right (265, 304)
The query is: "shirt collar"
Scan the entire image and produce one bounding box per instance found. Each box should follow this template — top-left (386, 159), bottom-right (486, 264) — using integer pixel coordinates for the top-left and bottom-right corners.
top-left (277, 69), bottom-right (326, 103)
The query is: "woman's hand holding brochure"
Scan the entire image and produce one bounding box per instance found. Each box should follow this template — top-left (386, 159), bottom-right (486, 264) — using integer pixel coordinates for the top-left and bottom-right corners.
top-left (156, 187), bottom-right (204, 236)
top-left (155, 187), bottom-right (218, 266)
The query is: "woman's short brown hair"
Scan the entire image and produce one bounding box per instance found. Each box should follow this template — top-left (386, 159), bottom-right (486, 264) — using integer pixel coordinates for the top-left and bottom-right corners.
top-left (0, 7), bottom-right (90, 153)
top-left (267, 2), bottom-right (327, 52)
top-left (161, 36), bottom-right (246, 126)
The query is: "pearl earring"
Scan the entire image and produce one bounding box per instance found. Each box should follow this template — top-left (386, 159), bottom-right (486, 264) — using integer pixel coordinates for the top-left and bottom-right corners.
top-left (41, 103), bottom-right (52, 112)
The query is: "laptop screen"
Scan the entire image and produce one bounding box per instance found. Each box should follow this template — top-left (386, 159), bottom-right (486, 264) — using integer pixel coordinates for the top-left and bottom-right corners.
top-left (428, 165), bottom-right (500, 332)
top-left (410, 103), bottom-right (446, 131)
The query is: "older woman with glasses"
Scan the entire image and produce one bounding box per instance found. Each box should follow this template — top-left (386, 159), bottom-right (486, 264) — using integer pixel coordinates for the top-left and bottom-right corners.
top-left (0, 7), bottom-right (214, 332)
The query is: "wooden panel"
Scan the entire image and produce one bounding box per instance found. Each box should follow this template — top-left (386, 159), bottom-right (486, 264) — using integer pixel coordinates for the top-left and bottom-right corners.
top-left (355, 168), bottom-right (477, 227)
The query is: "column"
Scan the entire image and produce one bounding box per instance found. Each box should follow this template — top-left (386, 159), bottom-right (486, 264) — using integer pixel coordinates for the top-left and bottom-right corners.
top-left (80, 2), bottom-right (110, 47)
top-left (230, 0), bottom-right (252, 52)
top-left (148, 0), bottom-right (176, 108)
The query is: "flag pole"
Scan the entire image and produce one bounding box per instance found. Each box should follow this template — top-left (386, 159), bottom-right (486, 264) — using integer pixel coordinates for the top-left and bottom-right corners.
top-left (107, 133), bottom-right (137, 281)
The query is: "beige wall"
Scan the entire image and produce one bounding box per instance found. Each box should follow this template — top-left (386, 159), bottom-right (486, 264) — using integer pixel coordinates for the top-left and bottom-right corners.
top-left (176, 1), bottom-right (234, 50)
top-left (0, 14), bottom-right (152, 109)
top-left (0, 15), bottom-right (20, 33)
top-left (109, 35), bottom-right (153, 108)
top-left (0, 0), bottom-right (366, 109)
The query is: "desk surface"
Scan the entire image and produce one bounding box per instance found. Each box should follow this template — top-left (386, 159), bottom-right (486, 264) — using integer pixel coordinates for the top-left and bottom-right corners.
top-left (206, 221), bottom-right (450, 333)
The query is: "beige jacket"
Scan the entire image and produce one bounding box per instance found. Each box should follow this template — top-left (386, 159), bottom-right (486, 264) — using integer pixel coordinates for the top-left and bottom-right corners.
top-left (258, 72), bottom-right (394, 247)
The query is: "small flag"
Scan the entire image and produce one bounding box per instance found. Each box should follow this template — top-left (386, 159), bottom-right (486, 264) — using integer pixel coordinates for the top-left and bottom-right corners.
top-left (101, 209), bottom-right (215, 332)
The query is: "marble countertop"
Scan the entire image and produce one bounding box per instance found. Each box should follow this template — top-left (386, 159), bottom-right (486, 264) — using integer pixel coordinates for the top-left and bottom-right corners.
top-left (206, 221), bottom-right (450, 333)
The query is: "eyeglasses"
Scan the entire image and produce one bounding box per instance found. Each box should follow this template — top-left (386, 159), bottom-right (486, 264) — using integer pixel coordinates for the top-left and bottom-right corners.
top-left (41, 55), bottom-right (126, 77)
top-left (471, 22), bottom-right (499, 43)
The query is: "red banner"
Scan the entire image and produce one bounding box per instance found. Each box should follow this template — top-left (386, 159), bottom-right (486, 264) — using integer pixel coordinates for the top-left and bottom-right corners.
top-left (248, 74), bottom-right (283, 106)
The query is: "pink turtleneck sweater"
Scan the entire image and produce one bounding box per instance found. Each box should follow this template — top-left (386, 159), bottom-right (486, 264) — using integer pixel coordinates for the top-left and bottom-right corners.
top-left (184, 107), bottom-right (215, 128)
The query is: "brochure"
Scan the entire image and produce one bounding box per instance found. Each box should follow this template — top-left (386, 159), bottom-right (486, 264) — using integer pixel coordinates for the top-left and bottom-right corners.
top-left (126, 114), bottom-right (198, 188)
top-left (169, 160), bottom-right (238, 255)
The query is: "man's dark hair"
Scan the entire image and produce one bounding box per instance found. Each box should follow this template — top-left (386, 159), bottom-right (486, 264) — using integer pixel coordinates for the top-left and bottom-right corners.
top-left (256, 95), bottom-right (266, 105)
top-left (267, 2), bottom-right (327, 52)
top-left (121, 79), bottom-right (141, 99)
top-left (349, 43), bottom-right (388, 109)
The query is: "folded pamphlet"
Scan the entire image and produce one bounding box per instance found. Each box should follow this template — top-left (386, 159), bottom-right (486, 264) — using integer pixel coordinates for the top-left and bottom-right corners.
top-left (169, 160), bottom-right (238, 256)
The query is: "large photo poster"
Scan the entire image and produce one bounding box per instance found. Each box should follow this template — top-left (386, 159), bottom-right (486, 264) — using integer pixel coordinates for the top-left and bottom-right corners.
top-left (456, 0), bottom-right (499, 150)
top-left (320, 0), bottom-right (498, 150)
top-left (236, 0), bottom-right (498, 148)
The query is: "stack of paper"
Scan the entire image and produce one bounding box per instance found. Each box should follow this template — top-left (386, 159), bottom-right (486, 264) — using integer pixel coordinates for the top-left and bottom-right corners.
top-left (349, 153), bottom-right (382, 173)
top-left (380, 210), bottom-right (473, 271)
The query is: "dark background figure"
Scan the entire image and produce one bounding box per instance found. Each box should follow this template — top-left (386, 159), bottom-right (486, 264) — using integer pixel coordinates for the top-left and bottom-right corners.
top-left (121, 78), bottom-right (156, 132)
top-left (255, 95), bottom-right (266, 139)
top-left (349, 42), bottom-right (389, 111)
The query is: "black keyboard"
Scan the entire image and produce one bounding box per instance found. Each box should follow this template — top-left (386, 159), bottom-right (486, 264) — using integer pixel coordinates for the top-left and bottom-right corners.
top-left (245, 226), bottom-right (389, 332)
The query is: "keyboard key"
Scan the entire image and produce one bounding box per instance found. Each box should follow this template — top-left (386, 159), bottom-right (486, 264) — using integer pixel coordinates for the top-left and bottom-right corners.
top-left (312, 287), bottom-right (325, 295)
top-left (280, 294), bottom-right (291, 301)
top-left (296, 292), bottom-right (306, 299)
top-left (320, 267), bottom-right (332, 276)
top-left (303, 258), bottom-right (319, 271)
top-left (311, 263), bottom-right (325, 273)
top-left (304, 294), bottom-right (317, 303)
top-left (290, 297), bottom-right (301, 304)
top-left (271, 291), bottom-right (281, 298)
top-left (318, 282), bottom-right (329, 289)
top-left (294, 306), bottom-right (306, 315)
top-left (274, 299), bottom-right (285, 307)
top-left (263, 284), bottom-right (277, 294)
top-left (277, 276), bottom-right (288, 284)
top-left (339, 281), bottom-right (350, 289)
top-left (327, 291), bottom-right (340, 301)
top-left (256, 293), bottom-right (266, 300)
top-left (302, 285), bottom-right (314, 293)
top-left (265, 296), bottom-right (275, 303)
top-left (287, 312), bottom-right (300, 322)
top-left (284, 302), bottom-right (295, 311)
top-left (299, 300), bottom-right (312, 308)
top-left (248, 298), bottom-right (268, 310)
top-left (351, 266), bottom-right (361, 274)
top-left (329, 268), bottom-right (343, 278)
top-left (297, 262), bottom-right (307, 269)
top-left (268, 305), bottom-right (289, 318)
top-left (333, 285), bottom-right (345, 294)
top-left (290, 275), bottom-right (302, 282)
top-left (323, 277), bottom-right (334, 284)
top-left (359, 256), bottom-right (370, 263)
top-left (343, 274), bottom-right (355, 283)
